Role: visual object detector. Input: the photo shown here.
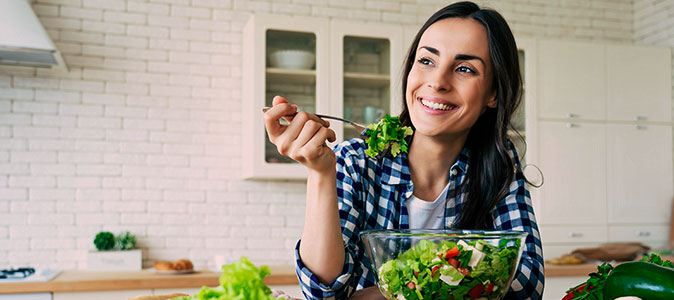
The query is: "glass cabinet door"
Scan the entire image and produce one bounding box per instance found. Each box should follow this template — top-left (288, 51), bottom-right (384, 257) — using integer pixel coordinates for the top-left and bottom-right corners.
top-left (330, 20), bottom-right (403, 143)
top-left (342, 36), bottom-right (391, 140)
top-left (264, 30), bottom-right (317, 164)
top-left (242, 14), bottom-right (329, 180)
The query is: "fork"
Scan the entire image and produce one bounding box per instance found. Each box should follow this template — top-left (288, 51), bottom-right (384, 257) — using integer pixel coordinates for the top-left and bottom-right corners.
top-left (262, 107), bottom-right (369, 134)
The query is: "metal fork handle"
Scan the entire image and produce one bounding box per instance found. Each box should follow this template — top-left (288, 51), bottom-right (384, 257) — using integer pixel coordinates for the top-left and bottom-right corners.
top-left (262, 107), bottom-right (368, 133)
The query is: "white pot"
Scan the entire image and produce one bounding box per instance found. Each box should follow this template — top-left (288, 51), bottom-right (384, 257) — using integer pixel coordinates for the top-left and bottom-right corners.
top-left (87, 249), bottom-right (142, 271)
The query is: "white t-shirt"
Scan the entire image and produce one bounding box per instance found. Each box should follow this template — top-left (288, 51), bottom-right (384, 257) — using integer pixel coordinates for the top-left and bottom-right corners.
top-left (405, 182), bottom-right (451, 229)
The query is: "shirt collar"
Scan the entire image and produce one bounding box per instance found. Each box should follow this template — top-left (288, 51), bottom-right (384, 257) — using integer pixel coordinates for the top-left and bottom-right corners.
top-left (380, 146), bottom-right (470, 186)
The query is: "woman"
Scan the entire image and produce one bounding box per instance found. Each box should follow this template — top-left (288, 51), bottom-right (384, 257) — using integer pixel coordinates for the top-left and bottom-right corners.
top-left (264, 2), bottom-right (544, 299)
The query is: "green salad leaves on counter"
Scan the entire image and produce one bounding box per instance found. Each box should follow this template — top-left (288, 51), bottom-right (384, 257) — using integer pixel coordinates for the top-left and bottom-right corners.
top-left (172, 256), bottom-right (283, 300)
top-left (364, 114), bottom-right (413, 159)
top-left (378, 239), bottom-right (520, 300)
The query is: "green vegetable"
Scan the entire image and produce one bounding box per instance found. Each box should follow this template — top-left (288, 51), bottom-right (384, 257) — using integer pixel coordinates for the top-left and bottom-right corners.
top-left (377, 238), bottom-right (520, 299)
top-left (115, 231), bottom-right (136, 250)
top-left (602, 261), bottom-right (674, 300)
top-left (364, 114), bottom-right (413, 159)
top-left (562, 263), bottom-right (612, 300)
top-left (171, 256), bottom-right (283, 300)
top-left (93, 231), bottom-right (115, 251)
top-left (563, 253), bottom-right (674, 300)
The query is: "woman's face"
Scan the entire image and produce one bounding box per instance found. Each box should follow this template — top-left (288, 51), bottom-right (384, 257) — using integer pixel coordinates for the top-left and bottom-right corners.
top-left (406, 17), bottom-right (496, 139)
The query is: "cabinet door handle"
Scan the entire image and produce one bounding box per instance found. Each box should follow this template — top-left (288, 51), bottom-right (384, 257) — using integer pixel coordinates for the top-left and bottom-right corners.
top-left (635, 231), bottom-right (651, 237)
top-left (568, 232), bottom-right (584, 238)
top-left (635, 125), bottom-right (648, 130)
top-left (566, 123), bottom-right (580, 128)
top-left (634, 116), bottom-right (647, 121)
top-left (566, 113), bottom-right (579, 118)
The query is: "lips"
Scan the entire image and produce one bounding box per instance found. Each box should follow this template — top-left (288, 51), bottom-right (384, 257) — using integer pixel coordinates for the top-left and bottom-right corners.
top-left (418, 97), bottom-right (458, 111)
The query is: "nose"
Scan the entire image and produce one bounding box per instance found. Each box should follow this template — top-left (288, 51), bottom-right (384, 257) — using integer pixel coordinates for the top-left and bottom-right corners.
top-left (427, 68), bottom-right (452, 92)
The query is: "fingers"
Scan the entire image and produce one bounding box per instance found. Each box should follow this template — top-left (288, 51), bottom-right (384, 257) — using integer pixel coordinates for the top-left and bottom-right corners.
top-left (292, 123), bottom-right (336, 161)
top-left (263, 96), bottom-right (297, 140)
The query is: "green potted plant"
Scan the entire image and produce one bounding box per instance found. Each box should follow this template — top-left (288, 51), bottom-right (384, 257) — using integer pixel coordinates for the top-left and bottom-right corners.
top-left (87, 231), bottom-right (142, 271)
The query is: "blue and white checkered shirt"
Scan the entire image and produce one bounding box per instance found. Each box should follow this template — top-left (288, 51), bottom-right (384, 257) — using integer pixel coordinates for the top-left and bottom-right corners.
top-left (294, 139), bottom-right (545, 299)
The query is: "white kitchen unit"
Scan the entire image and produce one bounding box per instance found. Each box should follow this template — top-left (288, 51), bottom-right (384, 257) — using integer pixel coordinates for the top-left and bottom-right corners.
top-left (328, 20), bottom-right (403, 142)
top-left (242, 14), bottom-right (404, 180)
top-left (0, 294), bottom-right (51, 300)
top-left (53, 289), bottom-right (153, 300)
top-left (242, 14), bottom-right (329, 180)
top-left (534, 39), bottom-right (673, 259)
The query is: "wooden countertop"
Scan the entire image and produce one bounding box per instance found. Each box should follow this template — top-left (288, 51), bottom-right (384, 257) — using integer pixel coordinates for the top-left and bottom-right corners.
top-left (0, 266), bottom-right (298, 294)
top-left (4, 257), bottom-right (673, 294)
top-left (545, 255), bottom-right (674, 277)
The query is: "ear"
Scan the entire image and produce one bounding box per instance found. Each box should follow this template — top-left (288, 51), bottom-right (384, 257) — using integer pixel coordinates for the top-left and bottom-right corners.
top-left (485, 90), bottom-right (497, 108)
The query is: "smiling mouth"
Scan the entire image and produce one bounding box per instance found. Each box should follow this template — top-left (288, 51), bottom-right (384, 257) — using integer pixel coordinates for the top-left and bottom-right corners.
top-left (419, 98), bottom-right (458, 111)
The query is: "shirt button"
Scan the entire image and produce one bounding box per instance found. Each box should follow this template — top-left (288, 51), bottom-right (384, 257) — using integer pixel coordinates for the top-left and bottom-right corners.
top-left (451, 169), bottom-right (458, 176)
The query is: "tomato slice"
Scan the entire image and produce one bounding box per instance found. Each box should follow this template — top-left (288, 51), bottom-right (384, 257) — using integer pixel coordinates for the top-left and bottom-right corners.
top-left (448, 258), bottom-right (459, 268)
top-left (431, 265), bottom-right (440, 276)
top-left (445, 246), bottom-right (459, 258)
top-left (486, 282), bottom-right (495, 295)
top-left (468, 283), bottom-right (484, 299)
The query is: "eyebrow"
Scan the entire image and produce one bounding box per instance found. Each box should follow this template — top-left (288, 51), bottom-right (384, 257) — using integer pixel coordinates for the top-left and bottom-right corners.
top-left (419, 46), bottom-right (486, 68)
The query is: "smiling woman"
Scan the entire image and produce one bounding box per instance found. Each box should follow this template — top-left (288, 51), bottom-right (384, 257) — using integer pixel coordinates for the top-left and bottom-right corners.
top-left (262, 1), bottom-right (543, 299)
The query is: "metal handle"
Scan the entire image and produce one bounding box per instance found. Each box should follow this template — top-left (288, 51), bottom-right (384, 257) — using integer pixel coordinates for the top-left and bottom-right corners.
top-left (634, 116), bottom-right (647, 121)
top-left (635, 124), bottom-right (648, 130)
top-left (635, 231), bottom-right (651, 237)
top-left (566, 123), bottom-right (580, 128)
top-left (566, 113), bottom-right (579, 118)
top-left (568, 232), bottom-right (583, 238)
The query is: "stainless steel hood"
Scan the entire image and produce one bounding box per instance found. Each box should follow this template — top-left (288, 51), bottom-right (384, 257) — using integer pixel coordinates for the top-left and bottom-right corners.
top-left (0, 0), bottom-right (66, 69)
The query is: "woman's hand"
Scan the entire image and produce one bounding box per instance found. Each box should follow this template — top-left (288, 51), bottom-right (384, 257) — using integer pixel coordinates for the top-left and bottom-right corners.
top-left (263, 96), bottom-right (337, 174)
top-left (349, 286), bottom-right (386, 300)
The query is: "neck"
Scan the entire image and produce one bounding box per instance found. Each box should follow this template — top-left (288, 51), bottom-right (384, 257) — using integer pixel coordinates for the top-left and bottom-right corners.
top-left (407, 133), bottom-right (467, 200)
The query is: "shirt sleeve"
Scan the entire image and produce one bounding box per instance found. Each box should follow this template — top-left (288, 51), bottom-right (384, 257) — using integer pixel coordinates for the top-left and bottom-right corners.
top-left (492, 144), bottom-right (545, 300)
top-left (294, 141), bottom-right (367, 300)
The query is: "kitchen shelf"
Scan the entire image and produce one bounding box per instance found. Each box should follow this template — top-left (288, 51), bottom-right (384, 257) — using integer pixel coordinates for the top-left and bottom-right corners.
top-left (343, 72), bottom-right (390, 88)
top-left (266, 68), bottom-right (316, 85)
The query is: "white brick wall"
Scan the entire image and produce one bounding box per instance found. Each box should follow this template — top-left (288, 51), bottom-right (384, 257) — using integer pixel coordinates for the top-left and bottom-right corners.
top-left (0, 0), bottom-right (651, 271)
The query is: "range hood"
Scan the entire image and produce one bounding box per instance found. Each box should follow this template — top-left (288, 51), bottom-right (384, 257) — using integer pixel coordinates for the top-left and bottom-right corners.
top-left (0, 0), bottom-right (66, 69)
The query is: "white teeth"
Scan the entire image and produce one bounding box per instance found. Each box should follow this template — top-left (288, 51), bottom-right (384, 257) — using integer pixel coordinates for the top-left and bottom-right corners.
top-left (421, 99), bottom-right (455, 111)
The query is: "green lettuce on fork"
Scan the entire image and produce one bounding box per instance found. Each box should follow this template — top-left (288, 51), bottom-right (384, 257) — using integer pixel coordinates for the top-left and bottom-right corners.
top-left (364, 114), bottom-right (413, 159)
top-left (172, 256), bottom-right (285, 300)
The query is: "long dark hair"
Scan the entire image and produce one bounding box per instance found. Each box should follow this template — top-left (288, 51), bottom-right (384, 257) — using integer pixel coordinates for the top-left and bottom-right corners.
top-left (399, 1), bottom-right (523, 229)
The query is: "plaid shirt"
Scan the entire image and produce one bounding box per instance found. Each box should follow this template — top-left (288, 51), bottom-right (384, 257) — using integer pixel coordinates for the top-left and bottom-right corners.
top-left (295, 139), bottom-right (544, 299)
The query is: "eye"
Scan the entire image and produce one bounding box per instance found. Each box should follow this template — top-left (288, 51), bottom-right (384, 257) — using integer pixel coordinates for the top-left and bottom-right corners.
top-left (456, 66), bottom-right (475, 74)
top-left (417, 57), bottom-right (434, 66)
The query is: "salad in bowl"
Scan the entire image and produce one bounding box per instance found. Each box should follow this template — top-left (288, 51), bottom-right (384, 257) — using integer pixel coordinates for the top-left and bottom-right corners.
top-left (360, 229), bottom-right (526, 300)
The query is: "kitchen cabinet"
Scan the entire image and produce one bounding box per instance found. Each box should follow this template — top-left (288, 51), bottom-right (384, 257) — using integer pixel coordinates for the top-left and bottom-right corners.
top-left (606, 45), bottom-right (672, 123)
top-left (0, 294), bottom-right (51, 300)
top-left (242, 14), bottom-right (404, 180)
top-left (607, 124), bottom-right (673, 224)
top-left (242, 14), bottom-right (329, 180)
top-left (534, 39), bottom-right (673, 257)
top-left (329, 20), bottom-right (403, 142)
top-left (536, 121), bottom-right (606, 225)
top-left (538, 40), bottom-right (605, 121)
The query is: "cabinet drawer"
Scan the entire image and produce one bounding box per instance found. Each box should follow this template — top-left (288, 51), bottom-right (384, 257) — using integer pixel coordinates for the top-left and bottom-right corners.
top-left (540, 225), bottom-right (607, 244)
top-left (608, 225), bottom-right (669, 243)
top-left (542, 244), bottom-right (603, 259)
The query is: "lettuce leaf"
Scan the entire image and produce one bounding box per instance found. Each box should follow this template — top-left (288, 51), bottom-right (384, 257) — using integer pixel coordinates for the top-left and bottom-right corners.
top-left (172, 257), bottom-right (283, 300)
top-left (364, 114), bottom-right (413, 159)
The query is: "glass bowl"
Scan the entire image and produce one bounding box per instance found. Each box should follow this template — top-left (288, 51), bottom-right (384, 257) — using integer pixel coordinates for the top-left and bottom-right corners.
top-left (360, 229), bottom-right (526, 300)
